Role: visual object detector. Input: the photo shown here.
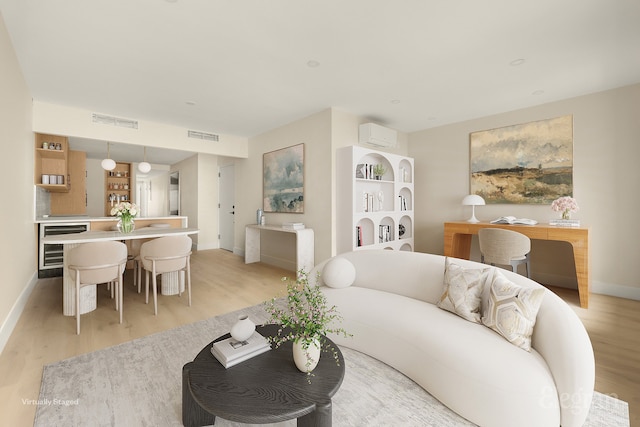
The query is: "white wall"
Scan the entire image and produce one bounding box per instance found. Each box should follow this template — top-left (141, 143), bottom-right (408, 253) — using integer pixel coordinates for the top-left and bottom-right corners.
top-left (409, 84), bottom-right (640, 299)
top-left (0, 12), bottom-right (37, 353)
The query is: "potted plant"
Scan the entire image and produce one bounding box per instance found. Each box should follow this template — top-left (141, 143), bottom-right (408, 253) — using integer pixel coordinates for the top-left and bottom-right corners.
top-left (373, 163), bottom-right (386, 180)
top-left (551, 196), bottom-right (579, 220)
top-left (264, 270), bottom-right (350, 379)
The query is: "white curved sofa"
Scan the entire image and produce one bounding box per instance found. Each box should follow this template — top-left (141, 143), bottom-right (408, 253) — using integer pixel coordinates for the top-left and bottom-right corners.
top-left (310, 250), bottom-right (595, 427)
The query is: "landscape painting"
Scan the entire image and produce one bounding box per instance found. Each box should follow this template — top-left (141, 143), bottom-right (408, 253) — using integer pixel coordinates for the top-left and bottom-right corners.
top-left (470, 115), bottom-right (573, 204)
top-left (263, 143), bottom-right (304, 213)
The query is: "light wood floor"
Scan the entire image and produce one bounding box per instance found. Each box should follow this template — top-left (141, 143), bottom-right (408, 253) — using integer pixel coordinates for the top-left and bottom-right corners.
top-left (0, 249), bottom-right (638, 426)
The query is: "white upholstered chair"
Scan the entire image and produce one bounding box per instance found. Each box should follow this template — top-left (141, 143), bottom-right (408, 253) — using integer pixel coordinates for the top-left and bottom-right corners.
top-left (140, 235), bottom-right (192, 315)
top-left (478, 228), bottom-right (531, 278)
top-left (67, 241), bottom-right (128, 334)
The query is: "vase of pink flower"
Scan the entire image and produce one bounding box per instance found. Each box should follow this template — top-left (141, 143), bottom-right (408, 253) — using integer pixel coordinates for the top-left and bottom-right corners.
top-left (551, 196), bottom-right (579, 220)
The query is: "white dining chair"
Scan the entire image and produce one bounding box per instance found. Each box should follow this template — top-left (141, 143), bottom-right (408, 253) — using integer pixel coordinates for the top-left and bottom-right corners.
top-left (140, 235), bottom-right (192, 315)
top-left (67, 241), bottom-right (128, 334)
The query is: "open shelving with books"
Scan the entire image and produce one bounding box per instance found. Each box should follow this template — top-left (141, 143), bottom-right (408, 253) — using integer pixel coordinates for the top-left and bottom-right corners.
top-left (337, 145), bottom-right (414, 253)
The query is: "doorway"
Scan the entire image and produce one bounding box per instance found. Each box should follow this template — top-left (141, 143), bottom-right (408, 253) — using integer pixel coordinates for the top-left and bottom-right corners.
top-left (219, 164), bottom-right (235, 252)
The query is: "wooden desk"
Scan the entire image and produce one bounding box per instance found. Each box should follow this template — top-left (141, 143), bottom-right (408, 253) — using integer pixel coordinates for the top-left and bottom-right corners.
top-left (444, 221), bottom-right (590, 308)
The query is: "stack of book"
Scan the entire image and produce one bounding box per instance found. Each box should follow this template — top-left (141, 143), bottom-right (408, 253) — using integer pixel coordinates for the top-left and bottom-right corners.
top-left (282, 222), bottom-right (305, 230)
top-left (210, 331), bottom-right (271, 368)
top-left (549, 219), bottom-right (581, 227)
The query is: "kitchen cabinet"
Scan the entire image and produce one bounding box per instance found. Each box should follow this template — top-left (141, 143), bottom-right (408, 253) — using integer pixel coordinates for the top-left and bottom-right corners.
top-left (105, 162), bottom-right (133, 215)
top-left (50, 150), bottom-right (86, 215)
top-left (34, 133), bottom-right (69, 192)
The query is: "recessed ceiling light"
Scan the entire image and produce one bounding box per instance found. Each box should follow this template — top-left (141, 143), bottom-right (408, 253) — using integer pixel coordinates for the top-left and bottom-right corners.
top-left (185, 101), bottom-right (196, 106)
top-left (164, 0), bottom-right (178, 3)
top-left (532, 90), bottom-right (545, 96)
top-left (306, 60), bottom-right (320, 68)
top-left (390, 99), bottom-right (401, 104)
top-left (510, 58), bottom-right (526, 66)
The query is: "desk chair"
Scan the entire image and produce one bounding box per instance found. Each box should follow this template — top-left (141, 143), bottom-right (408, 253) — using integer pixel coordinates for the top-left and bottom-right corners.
top-left (68, 241), bottom-right (128, 334)
top-left (478, 228), bottom-right (531, 278)
top-left (140, 235), bottom-right (192, 315)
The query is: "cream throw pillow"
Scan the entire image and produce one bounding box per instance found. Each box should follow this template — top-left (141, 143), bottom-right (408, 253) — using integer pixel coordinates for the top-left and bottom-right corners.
top-left (437, 258), bottom-right (491, 323)
top-left (482, 270), bottom-right (545, 351)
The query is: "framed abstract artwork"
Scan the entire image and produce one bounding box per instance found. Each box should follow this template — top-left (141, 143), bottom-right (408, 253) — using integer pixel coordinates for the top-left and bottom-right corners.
top-left (469, 115), bottom-right (573, 204)
top-left (263, 143), bottom-right (304, 213)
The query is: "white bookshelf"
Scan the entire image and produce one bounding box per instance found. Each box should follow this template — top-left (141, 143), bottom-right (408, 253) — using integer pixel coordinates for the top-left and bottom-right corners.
top-left (337, 145), bottom-right (414, 253)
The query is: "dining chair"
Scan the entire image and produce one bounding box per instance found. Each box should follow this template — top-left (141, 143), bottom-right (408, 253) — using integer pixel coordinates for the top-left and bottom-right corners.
top-left (478, 228), bottom-right (531, 278)
top-left (67, 241), bottom-right (128, 334)
top-left (128, 238), bottom-right (152, 294)
top-left (140, 235), bottom-right (192, 315)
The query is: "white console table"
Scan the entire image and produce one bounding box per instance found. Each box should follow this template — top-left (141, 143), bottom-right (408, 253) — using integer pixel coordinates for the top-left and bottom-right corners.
top-left (245, 225), bottom-right (314, 273)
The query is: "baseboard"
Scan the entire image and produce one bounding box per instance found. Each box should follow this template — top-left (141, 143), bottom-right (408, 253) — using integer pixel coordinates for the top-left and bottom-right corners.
top-left (233, 247), bottom-right (244, 257)
top-left (259, 254), bottom-right (296, 272)
top-left (535, 272), bottom-right (640, 301)
top-left (0, 271), bottom-right (39, 355)
top-left (592, 280), bottom-right (640, 301)
top-left (194, 241), bottom-right (220, 251)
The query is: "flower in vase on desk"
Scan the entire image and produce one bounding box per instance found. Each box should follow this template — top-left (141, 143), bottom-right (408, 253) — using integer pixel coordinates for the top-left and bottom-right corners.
top-left (551, 196), bottom-right (579, 220)
top-left (111, 202), bottom-right (139, 233)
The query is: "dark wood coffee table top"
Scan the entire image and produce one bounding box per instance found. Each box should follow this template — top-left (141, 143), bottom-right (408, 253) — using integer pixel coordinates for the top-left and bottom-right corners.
top-left (183, 323), bottom-right (345, 425)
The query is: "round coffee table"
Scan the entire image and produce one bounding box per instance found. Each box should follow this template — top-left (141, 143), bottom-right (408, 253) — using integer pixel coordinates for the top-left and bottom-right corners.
top-left (182, 324), bottom-right (345, 427)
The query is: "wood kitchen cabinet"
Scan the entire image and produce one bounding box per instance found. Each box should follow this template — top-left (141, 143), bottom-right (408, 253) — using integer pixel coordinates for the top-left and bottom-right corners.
top-left (34, 133), bottom-right (69, 192)
top-left (50, 150), bottom-right (86, 215)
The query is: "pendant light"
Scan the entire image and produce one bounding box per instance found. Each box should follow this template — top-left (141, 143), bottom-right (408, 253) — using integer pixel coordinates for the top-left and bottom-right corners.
top-left (101, 142), bottom-right (116, 171)
top-left (138, 146), bottom-right (151, 173)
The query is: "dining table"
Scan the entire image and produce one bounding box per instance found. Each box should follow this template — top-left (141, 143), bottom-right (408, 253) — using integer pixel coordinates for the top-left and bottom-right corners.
top-left (43, 227), bottom-right (199, 316)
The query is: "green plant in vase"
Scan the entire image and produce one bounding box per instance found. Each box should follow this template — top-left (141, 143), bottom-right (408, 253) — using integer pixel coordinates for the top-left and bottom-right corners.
top-left (373, 164), bottom-right (386, 180)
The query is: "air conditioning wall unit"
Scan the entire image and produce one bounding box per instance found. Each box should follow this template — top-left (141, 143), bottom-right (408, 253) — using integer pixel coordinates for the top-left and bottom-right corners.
top-left (359, 123), bottom-right (398, 148)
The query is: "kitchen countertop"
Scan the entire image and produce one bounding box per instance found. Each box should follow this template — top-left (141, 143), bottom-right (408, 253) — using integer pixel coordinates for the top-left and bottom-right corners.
top-left (35, 215), bottom-right (187, 223)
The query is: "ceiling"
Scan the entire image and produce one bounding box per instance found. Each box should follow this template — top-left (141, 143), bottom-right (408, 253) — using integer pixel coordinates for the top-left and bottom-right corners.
top-left (2, 0), bottom-right (639, 164)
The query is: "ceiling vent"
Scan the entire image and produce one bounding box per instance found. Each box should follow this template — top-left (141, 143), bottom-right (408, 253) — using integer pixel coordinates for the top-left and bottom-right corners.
top-left (92, 113), bottom-right (139, 129)
top-left (188, 130), bottom-right (219, 142)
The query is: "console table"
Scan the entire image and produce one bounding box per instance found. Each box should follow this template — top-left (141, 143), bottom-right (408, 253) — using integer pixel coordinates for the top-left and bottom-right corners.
top-left (245, 225), bottom-right (314, 272)
top-left (443, 221), bottom-right (590, 308)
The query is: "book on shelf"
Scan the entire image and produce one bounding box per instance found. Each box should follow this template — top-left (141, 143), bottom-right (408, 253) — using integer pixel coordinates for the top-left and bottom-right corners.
top-left (379, 224), bottom-right (391, 243)
top-left (282, 222), bottom-right (305, 230)
top-left (490, 216), bottom-right (538, 225)
top-left (356, 225), bottom-right (363, 247)
top-left (210, 331), bottom-right (271, 368)
top-left (549, 219), bottom-right (581, 227)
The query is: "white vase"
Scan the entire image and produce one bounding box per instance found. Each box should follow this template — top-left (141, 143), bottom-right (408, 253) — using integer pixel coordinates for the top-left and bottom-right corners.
top-left (292, 337), bottom-right (321, 372)
top-left (230, 315), bottom-right (255, 342)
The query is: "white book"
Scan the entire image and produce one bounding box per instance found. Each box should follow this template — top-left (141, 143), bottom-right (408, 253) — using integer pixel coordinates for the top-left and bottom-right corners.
top-left (550, 219), bottom-right (581, 227)
top-left (490, 216), bottom-right (538, 225)
top-left (282, 222), bottom-right (305, 230)
top-left (211, 331), bottom-right (270, 367)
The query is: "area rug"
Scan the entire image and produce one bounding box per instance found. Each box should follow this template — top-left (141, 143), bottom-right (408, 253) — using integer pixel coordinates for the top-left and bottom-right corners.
top-left (35, 304), bottom-right (629, 427)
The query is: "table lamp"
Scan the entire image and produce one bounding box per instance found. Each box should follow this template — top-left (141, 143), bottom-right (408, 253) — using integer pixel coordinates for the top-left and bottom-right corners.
top-left (462, 194), bottom-right (485, 223)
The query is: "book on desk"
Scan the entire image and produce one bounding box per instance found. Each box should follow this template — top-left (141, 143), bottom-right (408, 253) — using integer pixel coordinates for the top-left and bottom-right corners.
top-left (490, 216), bottom-right (538, 225)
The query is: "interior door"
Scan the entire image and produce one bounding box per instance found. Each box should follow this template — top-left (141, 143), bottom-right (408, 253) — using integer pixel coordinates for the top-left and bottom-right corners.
top-left (218, 164), bottom-right (235, 251)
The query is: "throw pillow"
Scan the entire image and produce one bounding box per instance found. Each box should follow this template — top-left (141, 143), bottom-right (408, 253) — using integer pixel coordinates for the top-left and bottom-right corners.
top-left (481, 270), bottom-right (545, 351)
top-left (437, 257), bottom-right (491, 323)
top-left (322, 257), bottom-right (356, 289)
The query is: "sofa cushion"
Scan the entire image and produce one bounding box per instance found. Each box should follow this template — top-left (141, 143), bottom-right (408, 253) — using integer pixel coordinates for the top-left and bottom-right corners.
top-left (437, 258), bottom-right (491, 323)
top-left (321, 256), bottom-right (357, 289)
top-left (482, 269), bottom-right (545, 351)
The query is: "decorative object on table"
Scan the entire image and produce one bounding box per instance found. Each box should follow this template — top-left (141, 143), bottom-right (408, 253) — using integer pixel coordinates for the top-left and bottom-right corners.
top-left (256, 208), bottom-right (263, 225)
top-left (549, 196), bottom-right (581, 226)
top-left (551, 196), bottom-right (579, 219)
top-left (263, 143), bottom-right (304, 213)
top-left (264, 270), bottom-right (350, 378)
top-left (111, 201), bottom-right (139, 233)
top-left (210, 331), bottom-right (271, 368)
top-left (373, 163), bottom-right (386, 180)
top-left (469, 115), bottom-right (573, 204)
top-left (230, 315), bottom-right (256, 342)
top-left (462, 194), bottom-right (485, 223)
